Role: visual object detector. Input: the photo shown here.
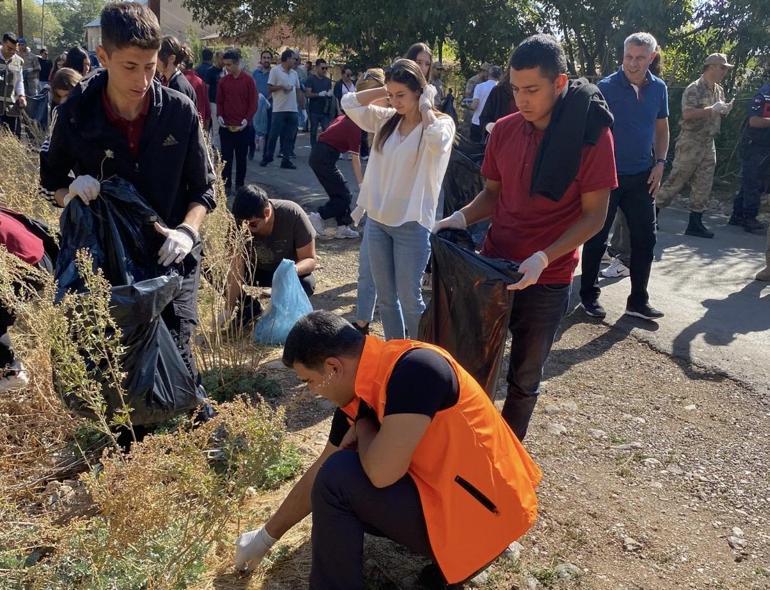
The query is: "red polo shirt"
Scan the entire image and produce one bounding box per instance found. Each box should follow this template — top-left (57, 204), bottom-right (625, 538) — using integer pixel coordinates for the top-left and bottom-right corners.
top-left (319, 115), bottom-right (362, 154)
top-left (480, 112), bottom-right (617, 284)
top-left (0, 212), bottom-right (44, 265)
top-left (102, 89), bottom-right (151, 158)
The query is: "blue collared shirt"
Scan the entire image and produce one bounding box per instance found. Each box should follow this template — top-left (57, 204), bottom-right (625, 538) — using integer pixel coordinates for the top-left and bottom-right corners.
top-left (252, 66), bottom-right (270, 98)
top-left (598, 68), bottom-right (669, 175)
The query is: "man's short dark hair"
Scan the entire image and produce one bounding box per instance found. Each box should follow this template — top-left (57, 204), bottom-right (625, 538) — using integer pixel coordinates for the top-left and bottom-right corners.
top-left (489, 65), bottom-right (502, 79)
top-left (3, 32), bottom-right (18, 45)
top-left (315, 58), bottom-right (326, 66)
top-left (261, 49), bottom-right (272, 59)
top-left (201, 47), bottom-right (213, 62)
top-left (232, 184), bottom-right (270, 222)
top-left (223, 48), bottom-right (240, 62)
top-left (280, 49), bottom-right (294, 63)
top-left (283, 311), bottom-right (365, 370)
top-left (509, 34), bottom-right (567, 80)
top-left (100, 2), bottom-right (161, 54)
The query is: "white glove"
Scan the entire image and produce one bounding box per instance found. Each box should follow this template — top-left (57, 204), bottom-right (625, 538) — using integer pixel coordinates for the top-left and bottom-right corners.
top-left (154, 222), bottom-right (197, 266)
top-left (234, 527), bottom-right (277, 572)
top-left (65, 175), bottom-right (100, 206)
top-left (431, 210), bottom-right (467, 234)
top-left (419, 84), bottom-right (437, 112)
top-left (485, 122), bottom-right (496, 135)
top-left (711, 101), bottom-right (730, 115)
top-left (508, 251), bottom-right (549, 291)
top-left (350, 205), bottom-right (366, 227)
top-left (239, 118), bottom-right (248, 131)
top-left (217, 115), bottom-right (225, 126)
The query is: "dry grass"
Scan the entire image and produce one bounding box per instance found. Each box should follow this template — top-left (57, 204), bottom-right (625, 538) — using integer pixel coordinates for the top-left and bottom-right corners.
top-left (0, 130), bottom-right (299, 589)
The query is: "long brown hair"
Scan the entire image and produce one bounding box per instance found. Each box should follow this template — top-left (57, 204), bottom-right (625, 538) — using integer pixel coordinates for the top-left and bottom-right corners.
top-left (375, 58), bottom-right (440, 152)
top-left (405, 42), bottom-right (433, 79)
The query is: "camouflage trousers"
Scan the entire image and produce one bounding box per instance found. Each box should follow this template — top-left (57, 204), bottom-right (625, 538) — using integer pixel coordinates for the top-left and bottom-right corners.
top-left (656, 135), bottom-right (717, 213)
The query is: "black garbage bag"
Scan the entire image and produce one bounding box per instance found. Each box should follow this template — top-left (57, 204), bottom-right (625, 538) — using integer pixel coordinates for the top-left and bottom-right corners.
top-left (55, 177), bottom-right (205, 426)
top-left (441, 134), bottom-right (485, 219)
top-left (418, 229), bottom-right (521, 398)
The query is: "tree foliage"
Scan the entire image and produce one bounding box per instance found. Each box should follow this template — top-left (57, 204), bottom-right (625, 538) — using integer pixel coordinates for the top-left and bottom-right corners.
top-left (46, 0), bottom-right (108, 55)
top-left (0, 0), bottom-right (63, 50)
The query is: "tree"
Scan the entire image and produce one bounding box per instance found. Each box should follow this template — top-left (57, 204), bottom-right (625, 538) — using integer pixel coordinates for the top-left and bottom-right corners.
top-left (46, 0), bottom-right (107, 55)
top-left (0, 0), bottom-right (63, 50)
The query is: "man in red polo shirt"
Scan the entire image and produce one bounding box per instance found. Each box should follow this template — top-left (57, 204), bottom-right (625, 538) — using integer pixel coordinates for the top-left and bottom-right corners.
top-left (434, 35), bottom-right (617, 440)
top-left (216, 48), bottom-right (257, 195)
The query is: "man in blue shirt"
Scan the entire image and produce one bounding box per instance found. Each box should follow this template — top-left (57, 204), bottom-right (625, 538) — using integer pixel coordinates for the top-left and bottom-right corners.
top-left (580, 32), bottom-right (669, 321)
top-left (252, 49), bottom-right (273, 156)
top-left (729, 80), bottom-right (770, 234)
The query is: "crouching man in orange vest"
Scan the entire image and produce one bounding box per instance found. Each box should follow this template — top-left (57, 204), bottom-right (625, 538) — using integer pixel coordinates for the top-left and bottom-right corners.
top-left (234, 311), bottom-right (541, 587)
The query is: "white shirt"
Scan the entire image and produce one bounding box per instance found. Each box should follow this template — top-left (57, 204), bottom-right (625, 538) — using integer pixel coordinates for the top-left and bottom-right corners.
top-left (471, 79), bottom-right (497, 126)
top-left (341, 93), bottom-right (455, 230)
top-left (268, 65), bottom-right (299, 112)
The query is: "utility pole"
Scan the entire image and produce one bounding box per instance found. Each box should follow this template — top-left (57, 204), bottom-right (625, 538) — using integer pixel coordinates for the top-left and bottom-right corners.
top-left (148, 0), bottom-right (161, 24)
top-left (41, 0), bottom-right (46, 47)
top-left (16, 0), bottom-right (24, 38)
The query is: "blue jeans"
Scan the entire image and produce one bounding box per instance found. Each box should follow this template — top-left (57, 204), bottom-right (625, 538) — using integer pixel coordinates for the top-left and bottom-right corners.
top-left (502, 283), bottom-right (570, 440)
top-left (356, 221), bottom-right (377, 324)
top-left (365, 219), bottom-right (431, 339)
top-left (262, 111), bottom-right (298, 165)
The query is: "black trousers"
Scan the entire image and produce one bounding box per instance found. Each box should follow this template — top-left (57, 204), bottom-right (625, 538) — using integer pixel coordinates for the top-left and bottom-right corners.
top-left (309, 142), bottom-right (354, 226)
top-left (310, 450), bottom-right (433, 589)
top-left (232, 268), bottom-right (315, 329)
top-left (580, 169), bottom-right (656, 307)
top-left (219, 127), bottom-right (249, 189)
top-left (0, 114), bottom-right (21, 137)
top-left (470, 123), bottom-right (482, 143)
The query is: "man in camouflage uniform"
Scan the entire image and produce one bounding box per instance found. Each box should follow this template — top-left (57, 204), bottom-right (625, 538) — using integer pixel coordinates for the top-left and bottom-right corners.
top-left (656, 53), bottom-right (734, 238)
top-left (0, 32), bottom-right (26, 137)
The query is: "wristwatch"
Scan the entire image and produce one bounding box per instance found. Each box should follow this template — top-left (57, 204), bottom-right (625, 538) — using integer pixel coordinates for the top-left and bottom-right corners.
top-left (655, 158), bottom-right (666, 166)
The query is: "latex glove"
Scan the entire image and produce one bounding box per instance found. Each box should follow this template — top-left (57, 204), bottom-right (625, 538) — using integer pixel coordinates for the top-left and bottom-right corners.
top-left (508, 251), bottom-right (548, 291)
top-left (431, 210), bottom-right (467, 234)
top-left (234, 527), bottom-right (277, 572)
top-left (155, 222), bottom-right (196, 266)
top-left (722, 99), bottom-right (735, 115)
top-left (711, 101), bottom-right (730, 115)
top-left (65, 175), bottom-right (100, 206)
top-left (419, 84), bottom-right (437, 112)
top-left (16, 96), bottom-right (27, 109)
top-left (350, 205), bottom-right (366, 227)
top-left (238, 118), bottom-right (248, 131)
top-left (217, 115), bottom-right (225, 126)
top-left (485, 122), bottom-right (496, 135)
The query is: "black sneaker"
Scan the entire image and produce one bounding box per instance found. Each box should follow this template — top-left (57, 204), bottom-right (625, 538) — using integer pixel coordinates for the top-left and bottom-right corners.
top-left (280, 160), bottom-right (297, 169)
top-left (625, 301), bottom-right (664, 321)
top-left (259, 159), bottom-right (271, 167)
top-left (728, 213), bottom-right (744, 226)
top-left (581, 299), bottom-right (607, 319)
top-left (743, 217), bottom-right (767, 234)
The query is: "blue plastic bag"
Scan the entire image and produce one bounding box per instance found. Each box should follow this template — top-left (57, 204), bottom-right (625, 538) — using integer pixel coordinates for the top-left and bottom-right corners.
top-left (253, 259), bottom-right (313, 345)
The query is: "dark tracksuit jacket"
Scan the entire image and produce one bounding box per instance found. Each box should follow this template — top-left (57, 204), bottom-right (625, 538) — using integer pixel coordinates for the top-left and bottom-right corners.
top-left (39, 69), bottom-right (216, 382)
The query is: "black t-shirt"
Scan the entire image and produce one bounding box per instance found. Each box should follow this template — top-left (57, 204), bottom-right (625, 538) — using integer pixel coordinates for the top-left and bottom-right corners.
top-left (206, 66), bottom-right (223, 103)
top-left (168, 71), bottom-right (197, 106)
top-left (39, 58), bottom-right (52, 82)
top-left (328, 348), bottom-right (459, 446)
top-left (306, 74), bottom-right (333, 115)
top-left (247, 199), bottom-right (315, 275)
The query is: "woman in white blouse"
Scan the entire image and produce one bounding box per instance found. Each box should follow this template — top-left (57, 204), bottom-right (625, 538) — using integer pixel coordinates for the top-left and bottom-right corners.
top-left (342, 59), bottom-right (455, 339)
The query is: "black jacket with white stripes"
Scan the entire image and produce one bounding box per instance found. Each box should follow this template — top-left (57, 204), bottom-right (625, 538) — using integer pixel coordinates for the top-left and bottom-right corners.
top-left (39, 69), bottom-right (216, 227)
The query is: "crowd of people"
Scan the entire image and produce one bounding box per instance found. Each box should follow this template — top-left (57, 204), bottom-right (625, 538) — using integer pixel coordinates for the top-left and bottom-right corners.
top-left (0, 0), bottom-right (768, 587)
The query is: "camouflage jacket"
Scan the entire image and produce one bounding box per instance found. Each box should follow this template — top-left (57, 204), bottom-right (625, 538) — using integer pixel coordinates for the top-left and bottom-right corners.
top-left (679, 76), bottom-right (724, 138)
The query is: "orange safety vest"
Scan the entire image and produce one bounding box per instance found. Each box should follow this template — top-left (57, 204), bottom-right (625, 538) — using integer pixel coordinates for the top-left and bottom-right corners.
top-left (339, 337), bottom-right (542, 584)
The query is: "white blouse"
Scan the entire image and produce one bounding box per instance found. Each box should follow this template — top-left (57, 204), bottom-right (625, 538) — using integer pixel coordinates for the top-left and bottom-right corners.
top-left (341, 92), bottom-right (455, 230)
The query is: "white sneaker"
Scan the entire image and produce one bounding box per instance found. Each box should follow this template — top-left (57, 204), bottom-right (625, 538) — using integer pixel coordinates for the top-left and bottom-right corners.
top-left (308, 211), bottom-right (326, 236)
top-left (334, 225), bottom-right (360, 239)
top-left (600, 258), bottom-right (630, 278)
top-left (0, 360), bottom-right (29, 393)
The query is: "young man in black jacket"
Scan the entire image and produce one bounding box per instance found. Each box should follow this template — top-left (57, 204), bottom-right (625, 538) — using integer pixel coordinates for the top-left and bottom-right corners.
top-left (39, 1), bottom-right (216, 417)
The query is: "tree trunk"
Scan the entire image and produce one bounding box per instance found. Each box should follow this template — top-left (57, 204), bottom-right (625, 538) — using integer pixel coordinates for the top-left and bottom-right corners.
top-left (148, 0), bottom-right (161, 23)
top-left (16, 0), bottom-right (24, 37)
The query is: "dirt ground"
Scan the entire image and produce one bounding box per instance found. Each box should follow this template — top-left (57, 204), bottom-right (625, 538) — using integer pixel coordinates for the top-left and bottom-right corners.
top-left (210, 235), bottom-right (770, 590)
